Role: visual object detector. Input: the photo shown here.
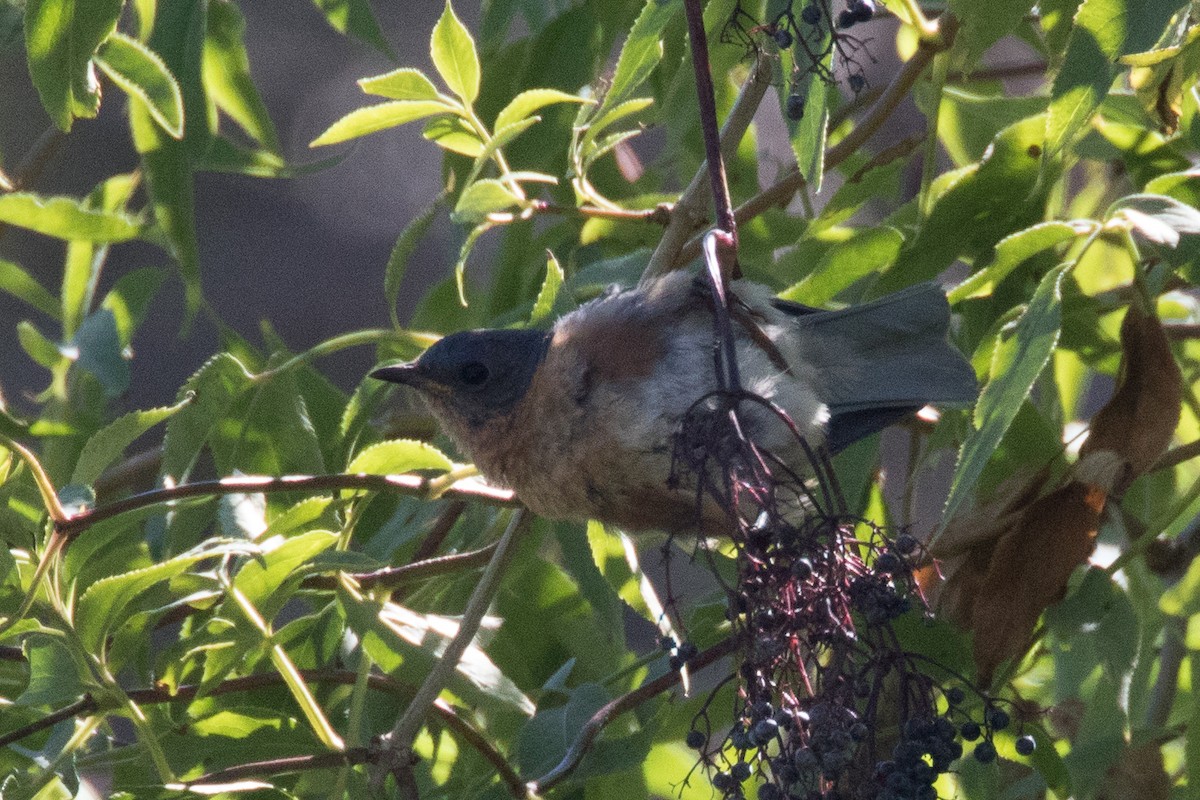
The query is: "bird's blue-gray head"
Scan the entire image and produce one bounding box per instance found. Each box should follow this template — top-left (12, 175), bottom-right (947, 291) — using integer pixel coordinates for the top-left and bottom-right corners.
top-left (371, 329), bottom-right (551, 428)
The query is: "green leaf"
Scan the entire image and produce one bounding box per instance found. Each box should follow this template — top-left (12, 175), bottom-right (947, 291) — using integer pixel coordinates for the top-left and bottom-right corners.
top-left (530, 251), bottom-right (565, 325)
top-left (495, 88), bottom-right (587, 132)
top-left (72, 398), bottom-right (191, 487)
top-left (310, 100), bottom-right (454, 147)
top-left (161, 353), bottom-right (253, 481)
top-left (17, 320), bottom-right (62, 369)
top-left (73, 308), bottom-right (129, 398)
top-left (203, 0), bottom-right (281, 151)
top-left (938, 263), bottom-right (1069, 534)
top-left (311, 0), bottom-right (395, 58)
top-left (877, 114), bottom-right (1050, 295)
top-left (598, 0), bottom-right (680, 118)
top-left (423, 114), bottom-right (486, 156)
top-left (0, 192), bottom-right (140, 242)
top-left (781, 24), bottom-right (831, 189)
top-left (385, 190), bottom-right (447, 327)
top-left (454, 223), bottom-right (492, 305)
top-left (23, 0), bottom-right (122, 130)
top-left (948, 221), bottom-right (1086, 303)
top-left (452, 179), bottom-right (522, 225)
top-left (61, 172), bottom-right (141, 337)
top-left (430, 1), bottom-right (480, 105)
top-left (1162, 553), bottom-right (1200, 616)
top-left (1046, 0), bottom-right (1188, 155)
top-left (359, 67), bottom-right (442, 101)
top-left (234, 530), bottom-right (337, 608)
top-left (75, 545), bottom-right (226, 654)
top-left (95, 32), bottom-right (184, 139)
top-left (948, 0), bottom-right (1039, 68)
top-left (780, 227), bottom-right (904, 307)
top-left (101, 267), bottom-right (166, 347)
top-left (0, 258), bottom-right (60, 319)
top-left (346, 439), bottom-right (453, 475)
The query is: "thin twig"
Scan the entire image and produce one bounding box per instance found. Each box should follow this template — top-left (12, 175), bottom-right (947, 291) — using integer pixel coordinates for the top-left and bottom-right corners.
top-left (56, 473), bottom-right (518, 541)
top-left (642, 51), bottom-right (772, 284)
top-left (412, 500), bottom-right (468, 562)
top-left (529, 635), bottom-right (739, 792)
top-left (1152, 439), bottom-right (1200, 472)
top-left (182, 748), bottom-right (373, 787)
top-left (684, 0), bottom-right (736, 239)
top-left (1144, 515), bottom-right (1200, 729)
top-left (373, 509), bottom-right (531, 788)
top-left (302, 542), bottom-right (499, 592)
top-left (673, 15), bottom-right (956, 268)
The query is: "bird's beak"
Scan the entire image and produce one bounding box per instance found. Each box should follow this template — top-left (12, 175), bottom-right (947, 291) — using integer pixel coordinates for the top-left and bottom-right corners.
top-left (371, 363), bottom-right (423, 386)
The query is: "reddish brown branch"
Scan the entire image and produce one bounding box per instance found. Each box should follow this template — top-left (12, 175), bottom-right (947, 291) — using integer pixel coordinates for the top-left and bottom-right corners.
top-left (684, 0), bottom-right (737, 242)
top-left (56, 473), bottom-right (519, 541)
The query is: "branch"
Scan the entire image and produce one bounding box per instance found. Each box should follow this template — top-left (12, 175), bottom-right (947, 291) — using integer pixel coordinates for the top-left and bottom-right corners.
top-left (180, 748), bottom-right (373, 788)
top-left (302, 542), bottom-right (499, 592)
top-left (672, 14), bottom-right (958, 268)
top-left (1144, 515), bottom-right (1200, 729)
top-left (642, 50), bottom-right (772, 284)
top-left (528, 635), bottom-right (739, 792)
top-left (373, 509), bottom-right (531, 787)
top-left (56, 472), bottom-right (518, 541)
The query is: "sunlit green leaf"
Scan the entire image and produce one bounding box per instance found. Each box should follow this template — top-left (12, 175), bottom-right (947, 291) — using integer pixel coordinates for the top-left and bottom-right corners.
top-left (430, 1), bottom-right (480, 105)
top-left (95, 32), bottom-right (184, 139)
top-left (0, 192), bottom-right (140, 242)
top-left (0, 258), bottom-right (59, 319)
top-left (204, 0), bottom-right (281, 151)
top-left (452, 179), bottom-right (522, 225)
top-left (72, 398), bottom-right (190, 487)
top-left (495, 88), bottom-right (587, 132)
top-left (310, 100), bottom-right (455, 147)
top-left (23, 0), bottom-right (122, 130)
top-left (359, 67), bottom-right (442, 101)
top-left (346, 439), bottom-right (453, 475)
top-left (530, 251), bottom-right (565, 325)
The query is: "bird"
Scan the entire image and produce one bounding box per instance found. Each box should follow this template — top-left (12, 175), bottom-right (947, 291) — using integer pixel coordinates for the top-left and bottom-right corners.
top-left (372, 271), bottom-right (977, 534)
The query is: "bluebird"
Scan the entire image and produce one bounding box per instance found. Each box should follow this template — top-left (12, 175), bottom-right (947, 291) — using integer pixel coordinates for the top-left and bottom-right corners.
top-left (372, 271), bottom-right (976, 533)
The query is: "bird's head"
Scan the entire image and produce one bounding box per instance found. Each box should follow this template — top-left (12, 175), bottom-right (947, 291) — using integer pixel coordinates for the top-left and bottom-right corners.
top-left (371, 329), bottom-right (551, 435)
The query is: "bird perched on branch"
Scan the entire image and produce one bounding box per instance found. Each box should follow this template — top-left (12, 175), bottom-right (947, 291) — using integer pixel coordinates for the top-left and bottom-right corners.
top-left (372, 271), bottom-right (976, 533)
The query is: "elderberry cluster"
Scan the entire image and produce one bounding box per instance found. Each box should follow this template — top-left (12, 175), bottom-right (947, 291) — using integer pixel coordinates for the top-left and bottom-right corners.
top-left (875, 715), bottom-right (962, 800)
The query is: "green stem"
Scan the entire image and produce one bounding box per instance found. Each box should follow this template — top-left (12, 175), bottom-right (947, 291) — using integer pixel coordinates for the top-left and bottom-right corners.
top-left (918, 51), bottom-right (948, 220)
top-left (251, 329), bottom-right (406, 384)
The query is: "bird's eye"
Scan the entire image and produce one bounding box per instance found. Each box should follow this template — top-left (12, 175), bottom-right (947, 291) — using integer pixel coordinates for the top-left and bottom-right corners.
top-left (458, 361), bottom-right (490, 387)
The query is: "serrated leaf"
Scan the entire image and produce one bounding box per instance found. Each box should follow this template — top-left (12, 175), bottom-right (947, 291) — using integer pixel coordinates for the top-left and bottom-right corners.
top-left (948, 221), bottom-right (1086, 303)
top-left (430, 1), bottom-right (480, 105)
top-left (0, 258), bottom-right (59, 319)
top-left (95, 32), bottom-right (184, 139)
top-left (452, 179), bottom-right (521, 225)
top-left (359, 67), bottom-right (442, 101)
top-left (530, 251), bottom-right (565, 325)
top-left (780, 227), bottom-right (903, 306)
top-left (233, 530), bottom-right (337, 607)
top-left (310, 100), bottom-right (454, 147)
top-left (386, 191), bottom-right (447, 327)
top-left (948, 0), bottom-right (1038, 69)
top-left (454, 223), bottom-right (492, 305)
top-left (938, 263), bottom-right (1069, 535)
top-left (1109, 193), bottom-right (1200, 246)
top-left (494, 88), bottom-right (587, 132)
top-left (24, 0), bottom-right (122, 130)
top-left (203, 0), bottom-right (280, 151)
top-left (71, 398), bottom-right (191, 487)
top-left (102, 267), bottom-right (166, 347)
top-left (0, 192), bottom-right (140, 242)
top-left (598, 0), bottom-right (680, 118)
top-left (346, 439), bottom-right (452, 475)
top-left (76, 546), bottom-right (222, 653)
top-left (161, 353), bottom-right (254, 480)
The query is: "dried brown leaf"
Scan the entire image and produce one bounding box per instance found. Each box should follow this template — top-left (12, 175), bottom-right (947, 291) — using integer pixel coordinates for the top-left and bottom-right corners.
top-left (1096, 741), bottom-right (1171, 800)
top-left (970, 480), bottom-right (1105, 686)
top-left (1080, 306), bottom-right (1182, 494)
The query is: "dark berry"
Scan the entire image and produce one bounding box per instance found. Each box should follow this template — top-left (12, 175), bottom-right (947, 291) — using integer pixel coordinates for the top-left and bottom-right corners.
top-left (794, 747), bottom-right (819, 770)
top-left (753, 717), bottom-right (780, 743)
top-left (801, 3), bottom-right (821, 24)
top-left (731, 761), bottom-right (751, 781)
top-left (933, 717), bottom-right (956, 741)
top-left (677, 641), bottom-right (699, 662)
top-left (774, 28), bottom-right (794, 48)
top-left (786, 93), bottom-right (805, 121)
top-left (960, 721), bottom-right (981, 741)
top-left (945, 687), bottom-right (966, 706)
top-left (1015, 735), bottom-right (1036, 756)
top-left (668, 655), bottom-right (682, 670)
top-left (916, 785), bottom-right (938, 800)
top-left (986, 708), bottom-right (1010, 731)
top-left (973, 740), bottom-right (997, 764)
top-left (659, 635), bottom-right (676, 652)
top-left (712, 771), bottom-right (733, 790)
top-left (848, 74), bottom-right (866, 93)
top-left (760, 785), bottom-right (782, 800)
top-left (850, 722), bottom-right (869, 741)
top-left (753, 700), bottom-right (774, 720)
top-left (876, 552), bottom-right (903, 574)
top-left (731, 727), bottom-right (751, 750)
top-left (836, 8), bottom-right (857, 27)
top-left (895, 533), bottom-right (919, 554)
top-left (686, 729), bottom-right (706, 749)
top-left (792, 557), bottom-right (813, 581)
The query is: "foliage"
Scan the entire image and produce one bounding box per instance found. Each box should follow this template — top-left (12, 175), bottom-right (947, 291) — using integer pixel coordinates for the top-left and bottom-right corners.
top-left (0, 0), bottom-right (1199, 798)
